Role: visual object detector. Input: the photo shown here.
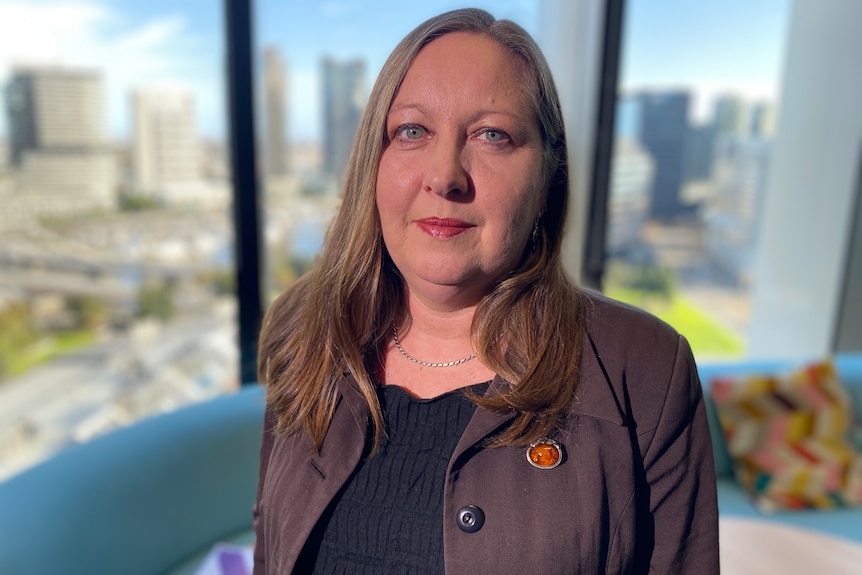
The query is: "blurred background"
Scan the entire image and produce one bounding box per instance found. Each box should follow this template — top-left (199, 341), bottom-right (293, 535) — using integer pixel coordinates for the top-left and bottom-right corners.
top-left (1, 0), bottom-right (858, 490)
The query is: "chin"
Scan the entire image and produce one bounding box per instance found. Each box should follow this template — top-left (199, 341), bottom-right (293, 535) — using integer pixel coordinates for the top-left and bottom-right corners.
top-left (409, 268), bottom-right (497, 299)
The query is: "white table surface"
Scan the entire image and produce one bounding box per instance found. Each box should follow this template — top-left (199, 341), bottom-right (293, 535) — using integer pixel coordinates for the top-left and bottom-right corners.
top-left (720, 517), bottom-right (862, 574)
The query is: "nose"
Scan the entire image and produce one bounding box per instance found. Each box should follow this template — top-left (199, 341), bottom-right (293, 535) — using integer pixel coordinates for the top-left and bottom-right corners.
top-left (423, 138), bottom-right (469, 198)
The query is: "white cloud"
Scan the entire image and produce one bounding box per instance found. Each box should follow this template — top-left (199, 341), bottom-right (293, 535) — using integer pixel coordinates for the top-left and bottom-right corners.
top-left (0, 1), bottom-right (221, 140)
top-left (0, 2), bottom-right (110, 73)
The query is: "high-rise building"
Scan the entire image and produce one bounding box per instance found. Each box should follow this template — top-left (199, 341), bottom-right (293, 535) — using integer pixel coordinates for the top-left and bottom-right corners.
top-left (5, 66), bottom-right (114, 209)
top-left (704, 136), bottom-right (771, 285)
top-left (263, 47), bottom-right (289, 177)
top-left (322, 57), bottom-right (366, 181)
top-left (635, 91), bottom-right (692, 220)
top-left (713, 95), bottom-right (751, 138)
top-left (0, 141), bottom-right (8, 175)
top-left (685, 122), bottom-right (717, 182)
top-left (749, 101), bottom-right (778, 139)
top-left (607, 139), bottom-right (654, 254)
top-left (131, 87), bottom-right (200, 204)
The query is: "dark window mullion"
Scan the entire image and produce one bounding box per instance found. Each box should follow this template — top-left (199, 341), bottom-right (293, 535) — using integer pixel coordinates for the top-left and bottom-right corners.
top-left (225, 0), bottom-right (263, 385)
top-left (583, 0), bottom-right (626, 290)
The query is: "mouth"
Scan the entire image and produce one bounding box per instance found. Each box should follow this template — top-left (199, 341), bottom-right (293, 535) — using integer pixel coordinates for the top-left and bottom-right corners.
top-left (415, 217), bottom-right (475, 239)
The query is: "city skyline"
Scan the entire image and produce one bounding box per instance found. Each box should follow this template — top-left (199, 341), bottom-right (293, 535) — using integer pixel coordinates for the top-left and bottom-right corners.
top-left (0, 0), bottom-right (807, 487)
top-left (0, 0), bottom-right (789, 142)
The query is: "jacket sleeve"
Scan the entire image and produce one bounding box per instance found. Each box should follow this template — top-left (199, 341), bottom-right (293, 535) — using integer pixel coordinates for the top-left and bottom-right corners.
top-left (252, 405), bottom-right (277, 575)
top-left (641, 335), bottom-right (720, 574)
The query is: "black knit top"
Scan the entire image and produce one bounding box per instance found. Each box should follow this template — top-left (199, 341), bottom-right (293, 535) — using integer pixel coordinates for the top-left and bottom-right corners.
top-left (295, 382), bottom-right (487, 574)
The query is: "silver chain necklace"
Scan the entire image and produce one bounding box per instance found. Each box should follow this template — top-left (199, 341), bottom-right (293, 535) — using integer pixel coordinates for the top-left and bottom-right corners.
top-left (391, 323), bottom-right (477, 368)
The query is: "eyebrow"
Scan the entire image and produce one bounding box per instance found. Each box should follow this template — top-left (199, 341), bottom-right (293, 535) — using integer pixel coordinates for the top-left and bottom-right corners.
top-left (387, 102), bottom-right (526, 124)
top-left (387, 102), bottom-right (427, 116)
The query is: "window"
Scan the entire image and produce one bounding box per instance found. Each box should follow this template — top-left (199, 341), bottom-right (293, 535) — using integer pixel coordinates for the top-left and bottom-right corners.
top-left (602, 0), bottom-right (792, 360)
top-left (600, 0), bottom-right (862, 361)
top-left (7, 0), bottom-right (855, 486)
top-left (0, 1), bottom-right (233, 482)
top-left (0, 0), bottom-right (546, 484)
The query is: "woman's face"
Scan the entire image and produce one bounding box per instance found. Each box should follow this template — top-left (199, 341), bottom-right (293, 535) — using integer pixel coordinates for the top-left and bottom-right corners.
top-left (376, 32), bottom-right (545, 308)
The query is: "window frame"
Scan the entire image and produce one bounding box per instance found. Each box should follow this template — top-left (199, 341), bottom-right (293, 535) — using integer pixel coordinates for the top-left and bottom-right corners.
top-left (582, 0), bottom-right (625, 290)
top-left (225, 0), bottom-right (263, 385)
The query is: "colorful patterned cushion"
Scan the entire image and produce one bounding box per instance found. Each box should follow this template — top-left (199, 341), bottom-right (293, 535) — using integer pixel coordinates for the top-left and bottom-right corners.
top-left (711, 360), bottom-right (862, 512)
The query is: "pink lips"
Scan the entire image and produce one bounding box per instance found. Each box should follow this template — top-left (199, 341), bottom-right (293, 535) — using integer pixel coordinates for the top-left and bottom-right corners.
top-left (416, 217), bottom-right (475, 239)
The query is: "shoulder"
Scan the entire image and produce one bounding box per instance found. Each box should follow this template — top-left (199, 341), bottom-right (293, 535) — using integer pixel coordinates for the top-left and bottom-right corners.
top-left (573, 290), bottom-right (699, 434)
top-left (580, 289), bottom-right (683, 364)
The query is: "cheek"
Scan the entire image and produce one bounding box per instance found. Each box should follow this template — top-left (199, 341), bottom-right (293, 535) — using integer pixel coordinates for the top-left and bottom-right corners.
top-left (506, 179), bottom-right (546, 256)
top-left (505, 200), bottom-right (538, 250)
top-left (506, 167), bottom-right (545, 235)
top-left (376, 152), bottom-right (413, 206)
top-left (484, 192), bottom-right (540, 266)
top-left (375, 158), bottom-right (412, 236)
top-left (375, 156), bottom-right (397, 216)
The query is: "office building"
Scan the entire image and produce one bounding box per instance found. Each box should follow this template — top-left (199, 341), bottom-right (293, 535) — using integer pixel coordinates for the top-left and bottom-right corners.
top-left (713, 95), bottom-right (751, 138)
top-left (686, 122), bottom-right (717, 182)
top-left (263, 47), bottom-right (289, 177)
top-left (0, 141), bottom-right (7, 176)
top-left (634, 91), bottom-right (691, 220)
top-left (607, 139), bottom-right (653, 254)
top-left (131, 87), bottom-right (200, 204)
top-left (703, 136), bottom-right (771, 285)
top-left (5, 66), bottom-right (114, 210)
top-left (322, 57), bottom-right (366, 181)
top-left (750, 101), bottom-right (778, 139)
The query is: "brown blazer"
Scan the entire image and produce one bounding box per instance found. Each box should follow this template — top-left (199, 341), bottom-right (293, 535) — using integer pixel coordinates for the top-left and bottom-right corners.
top-left (253, 294), bottom-right (720, 574)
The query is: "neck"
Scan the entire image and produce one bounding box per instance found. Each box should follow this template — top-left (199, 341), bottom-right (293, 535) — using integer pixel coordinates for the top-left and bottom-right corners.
top-left (399, 290), bottom-right (476, 342)
top-left (398, 274), bottom-right (494, 316)
top-left (376, 290), bottom-right (494, 397)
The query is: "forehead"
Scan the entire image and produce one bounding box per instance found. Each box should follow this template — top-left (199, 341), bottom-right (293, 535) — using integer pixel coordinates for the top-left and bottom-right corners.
top-left (391, 32), bottom-right (532, 112)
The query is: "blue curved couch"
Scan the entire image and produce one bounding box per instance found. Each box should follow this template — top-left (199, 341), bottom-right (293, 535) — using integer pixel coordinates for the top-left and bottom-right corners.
top-left (1, 356), bottom-right (860, 574)
top-left (0, 385), bottom-right (265, 575)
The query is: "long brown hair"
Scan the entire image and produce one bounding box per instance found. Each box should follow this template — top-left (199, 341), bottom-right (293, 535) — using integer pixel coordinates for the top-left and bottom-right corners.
top-left (258, 8), bottom-right (583, 448)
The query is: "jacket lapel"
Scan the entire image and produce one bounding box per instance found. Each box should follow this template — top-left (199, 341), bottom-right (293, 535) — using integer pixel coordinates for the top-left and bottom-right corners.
top-left (449, 375), bottom-right (516, 467)
top-left (265, 375), bottom-right (370, 571)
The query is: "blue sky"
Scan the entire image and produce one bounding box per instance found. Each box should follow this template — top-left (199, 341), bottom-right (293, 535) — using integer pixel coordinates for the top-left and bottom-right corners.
top-left (621, 0), bottom-right (789, 118)
top-left (0, 0), bottom-right (789, 141)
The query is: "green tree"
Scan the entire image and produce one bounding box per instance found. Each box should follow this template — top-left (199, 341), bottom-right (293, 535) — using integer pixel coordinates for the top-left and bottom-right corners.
top-left (67, 295), bottom-right (108, 329)
top-left (630, 265), bottom-right (676, 297)
top-left (136, 282), bottom-right (175, 320)
top-left (0, 303), bottom-right (39, 379)
top-left (208, 269), bottom-right (235, 296)
top-left (119, 193), bottom-right (161, 212)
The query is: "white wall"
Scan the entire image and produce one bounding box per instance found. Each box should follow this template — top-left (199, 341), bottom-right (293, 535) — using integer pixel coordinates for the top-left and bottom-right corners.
top-left (748, 0), bottom-right (862, 358)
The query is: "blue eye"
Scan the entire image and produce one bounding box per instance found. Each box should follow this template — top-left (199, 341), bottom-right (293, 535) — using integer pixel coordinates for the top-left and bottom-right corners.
top-left (395, 125), bottom-right (425, 140)
top-left (477, 128), bottom-right (511, 144)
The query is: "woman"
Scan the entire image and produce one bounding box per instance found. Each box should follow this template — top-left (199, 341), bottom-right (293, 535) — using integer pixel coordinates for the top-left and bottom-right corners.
top-left (254, 8), bottom-right (718, 574)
